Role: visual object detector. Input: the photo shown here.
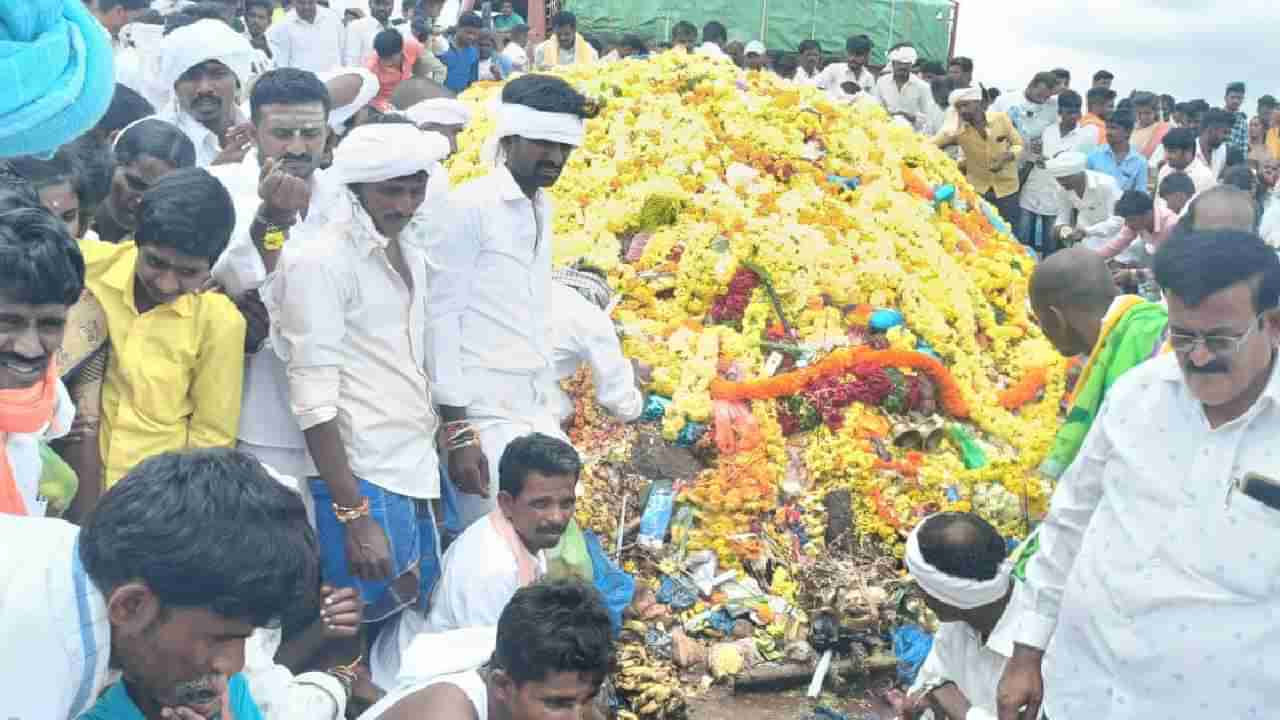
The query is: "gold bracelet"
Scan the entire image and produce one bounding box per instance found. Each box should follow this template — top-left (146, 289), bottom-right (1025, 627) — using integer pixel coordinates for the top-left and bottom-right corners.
top-left (332, 497), bottom-right (370, 524)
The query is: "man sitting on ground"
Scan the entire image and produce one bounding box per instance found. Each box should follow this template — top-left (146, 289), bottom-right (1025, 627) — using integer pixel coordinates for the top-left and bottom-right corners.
top-left (534, 11), bottom-right (598, 69)
top-left (363, 579), bottom-right (615, 720)
top-left (1045, 151), bottom-right (1123, 250)
top-left (898, 513), bottom-right (1022, 720)
top-left (0, 449), bottom-right (318, 719)
top-left (371, 433), bottom-right (581, 686)
top-left (1030, 247), bottom-right (1169, 481)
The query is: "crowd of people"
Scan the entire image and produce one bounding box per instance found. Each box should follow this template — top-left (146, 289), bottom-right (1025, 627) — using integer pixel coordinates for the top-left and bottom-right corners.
top-left (1, 1), bottom-right (1277, 719)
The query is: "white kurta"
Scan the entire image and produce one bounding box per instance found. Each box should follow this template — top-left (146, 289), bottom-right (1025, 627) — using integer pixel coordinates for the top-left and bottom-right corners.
top-left (545, 282), bottom-right (642, 424)
top-left (1052, 169), bottom-right (1124, 247)
top-left (1013, 353), bottom-right (1280, 719)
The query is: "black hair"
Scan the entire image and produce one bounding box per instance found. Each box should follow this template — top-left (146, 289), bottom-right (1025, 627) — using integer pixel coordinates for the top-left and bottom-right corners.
top-left (1159, 172), bottom-right (1195, 198)
top-left (133, 8), bottom-right (164, 25)
top-left (1157, 229), bottom-right (1280, 312)
top-left (99, 0), bottom-right (150, 9)
top-left (1086, 86), bottom-right (1116, 107)
top-left (80, 449), bottom-right (319, 628)
top-left (930, 77), bottom-right (953, 109)
top-left (1056, 90), bottom-right (1082, 113)
top-left (1093, 69), bottom-right (1114, 82)
top-left (363, 111), bottom-right (416, 126)
top-left (916, 512), bottom-right (1006, 582)
top-left (457, 12), bottom-right (484, 29)
top-left (1160, 93), bottom-right (1176, 108)
top-left (245, 0), bottom-right (273, 14)
top-left (1115, 190), bottom-right (1154, 217)
top-left (1260, 95), bottom-right (1278, 109)
top-left (509, 23), bottom-right (529, 35)
top-left (250, 67), bottom-right (334, 126)
top-left (1226, 81), bottom-right (1246, 95)
top-left (501, 73), bottom-right (593, 119)
top-left (701, 21), bottom-right (727, 45)
top-left (492, 579), bottom-right (616, 687)
top-left (114, 118), bottom-right (198, 170)
top-left (134, 168), bottom-right (236, 266)
top-left (1201, 108), bottom-right (1234, 130)
top-left (551, 10), bottom-right (576, 29)
top-left (65, 136), bottom-right (116, 211)
top-left (846, 34), bottom-right (872, 54)
top-left (97, 84), bottom-right (156, 138)
top-left (498, 433), bottom-right (581, 498)
top-left (1107, 110), bottom-right (1135, 132)
top-left (374, 28), bottom-right (405, 59)
top-left (671, 21), bottom-right (697, 42)
top-left (621, 35), bottom-right (647, 54)
top-left (0, 165), bottom-right (39, 204)
top-left (1186, 99), bottom-right (1211, 113)
top-left (5, 152), bottom-right (78, 195)
top-left (798, 39), bottom-right (821, 55)
top-left (948, 56), bottom-right (972, 73)
top-left (1051, 67), bottom-right (1070, 83)
top-left (0, 191), bottom-right (85, 306)
top-left (1222, 163), bottom-right (1254, 192)
top-left (1030, 71), bottom-right (1056, 89)
top-left (1131, 91), bottom-right (1157, 108)
top-left (1162, 127), bottom-right (1197, 152)
top-left (921, 60), bottom-right (946, 77)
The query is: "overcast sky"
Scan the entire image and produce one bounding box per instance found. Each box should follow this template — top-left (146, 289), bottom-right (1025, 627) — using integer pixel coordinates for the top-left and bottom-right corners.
top-left (953, 0), bottom-right (1277, 107)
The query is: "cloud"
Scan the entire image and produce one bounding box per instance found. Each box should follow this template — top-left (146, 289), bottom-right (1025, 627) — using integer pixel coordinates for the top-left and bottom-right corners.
top-left (954, 0), bottom-right (1276, 105)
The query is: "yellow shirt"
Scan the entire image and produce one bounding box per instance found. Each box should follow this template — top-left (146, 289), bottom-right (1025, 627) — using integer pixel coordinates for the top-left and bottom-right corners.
top-left (936, 112), bottom-right (1025, 199)
top-left (81, 240), bottom-right (246, 487)
top-left (1267, 127), bottom-right (1280, 161)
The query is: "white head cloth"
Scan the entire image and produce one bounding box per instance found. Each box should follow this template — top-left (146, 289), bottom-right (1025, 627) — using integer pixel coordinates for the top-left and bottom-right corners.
top-left (480, 100), bottom-right (586, 165)
top-left (888, 46), bottom-right (919, 65)
top-left (318, 68), bottom-right (381, 135)
top-left (1045, 151), bottom-right (1088, 178)
top-left (159, 19), bottom-right (256, 97)
top-left (948, 86), bottom-right (983, 106)
top-left (327, 124), bottom-right (452, 187)
top-left (405, 98), bottom-right (474, 128)
top-left (904, 514), bottom-right (1011, 610)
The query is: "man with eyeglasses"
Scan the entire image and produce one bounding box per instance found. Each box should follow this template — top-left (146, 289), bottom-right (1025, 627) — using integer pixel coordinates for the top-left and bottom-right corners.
top-left (998, 228), bottom-right (1280, 720)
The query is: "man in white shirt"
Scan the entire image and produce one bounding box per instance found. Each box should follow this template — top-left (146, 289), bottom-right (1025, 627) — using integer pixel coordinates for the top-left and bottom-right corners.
top-left (87, 0), bottom-right (149, 51)
top-left (268, 0), bottom-right (346, 75)
top-left (815, 35), bottom-right (876, 105)
top-left (793, 39), bottom-right (822, 85)
top-left (149, 19), bottom-right (257, 168)
top-left (695, 20), bottom-right (730, 61)
top-left (244, 0), bottom-right (277, 74)
top-left (1197, 108), bottom-right (1233, 178)
top-left (345, 0), bottom-right (396, 67)
top-left (0, 449), bottom-right (320, 720)
top-left (1019, 90), bottom-right (1102, 253)
top-left (1045, 151), bottom-right (1123, 251)
top-left (425, 74), bottom-right (590, 530)
top-left (901, 513), bottom-right (1023, 720)
top-left (1156, 127), bottom-right (1218, 197)
top-left (997, 228), bottom-right (1280, 720)
top-left (210, 68), bottom-right (334, 485)
top-left (501, 23), bottom-right (530, 72)
top-left (371, 434), bottom-right (580, 687)
top-left (874, 45), bottom-right (933, 131)
top-left (363, 579), bottom-right (615, 720)
top-left (269, 123), bottom-right (452, 629)
top-left (545, 270), bottom-right (644, 425)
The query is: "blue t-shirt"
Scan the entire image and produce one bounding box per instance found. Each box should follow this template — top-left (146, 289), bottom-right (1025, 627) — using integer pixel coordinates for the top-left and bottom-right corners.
top-left (81, 674), bottom-right (263, 720)
top-left (439, 44), bottom-right (479, 93)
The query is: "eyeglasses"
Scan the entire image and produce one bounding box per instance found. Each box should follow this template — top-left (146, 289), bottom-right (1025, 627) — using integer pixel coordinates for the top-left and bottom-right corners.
top-left (1168, 314), bottom-right (1264, 356)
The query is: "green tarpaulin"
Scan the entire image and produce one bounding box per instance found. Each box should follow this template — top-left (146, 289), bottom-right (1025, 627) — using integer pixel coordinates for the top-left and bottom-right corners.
top-left (563, 0), bottom-right (954, 65)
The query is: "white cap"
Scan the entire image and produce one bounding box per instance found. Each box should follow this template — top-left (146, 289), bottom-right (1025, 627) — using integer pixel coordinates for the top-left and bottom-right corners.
top-left (745, 41), bottom-right (766, 56)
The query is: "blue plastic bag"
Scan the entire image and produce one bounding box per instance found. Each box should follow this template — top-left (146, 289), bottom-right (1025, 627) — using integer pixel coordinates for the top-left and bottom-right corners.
top-left (582, 530), bottom-right (636, 635)
top-left (891, 623), bottom-right (934, 686)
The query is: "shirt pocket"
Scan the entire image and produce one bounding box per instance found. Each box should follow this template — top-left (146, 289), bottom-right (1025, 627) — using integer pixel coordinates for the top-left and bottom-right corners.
top-left (131, 345), bottom-right (193, 425)
top-left (1196, 490), bottom-right (1280, 599)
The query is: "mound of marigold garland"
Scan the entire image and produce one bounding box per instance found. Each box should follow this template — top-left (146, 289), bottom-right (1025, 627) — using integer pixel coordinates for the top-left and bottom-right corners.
top-left (447, 53), bottom-right (1067, 563)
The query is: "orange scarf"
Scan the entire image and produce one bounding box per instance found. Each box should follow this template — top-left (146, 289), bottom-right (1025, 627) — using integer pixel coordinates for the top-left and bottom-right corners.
top-left (0, 363), bottom-right (58, 515)
top-left (488, 509), bottom-right (539, 586)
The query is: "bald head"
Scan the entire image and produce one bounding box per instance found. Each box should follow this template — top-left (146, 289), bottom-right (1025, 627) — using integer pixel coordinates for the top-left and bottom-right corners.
top-left (1188, 186), bottom-right (1256, 232)
top-left (391, 77), bottom-right (456, 111)
top-left (1030, 246), bottom-right (1118, 314)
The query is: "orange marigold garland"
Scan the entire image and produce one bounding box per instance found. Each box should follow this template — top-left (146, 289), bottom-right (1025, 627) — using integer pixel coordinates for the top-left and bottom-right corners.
top-left (998, 366), bottom-right (1050, 410)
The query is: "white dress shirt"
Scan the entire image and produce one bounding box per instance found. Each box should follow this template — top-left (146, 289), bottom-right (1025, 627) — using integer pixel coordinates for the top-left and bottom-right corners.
top-left (814, 63), bottom-right (877, 104)
top-left (1052, 169), bottom-right (1124, 246)
top-left (1021, 122), bottom-right (1104, 215)
top-left (545, 282), bottom-right (643, 424)
top-left (343, 15), bottom-right (384, 67)
top-left (1015, 353), bottom-right (1280, 719)
top-left (425, 166), bottom-right (554, 412)
top-left (151, 105), bottom-right (248, 168)
top-left (1156, 159), bottom-right (1218, 197)
top-left (269, 192), bottom-right (440, 499)
top-left (874, 74), bottom-right (934, 131)
top-left (1198, 136), bottom-right (1228, 178)
top-left (793, 65), bottom-right (820, 85)
top-left (502, 42), bottom-right (528, 72)
top-left (0, 516), bottom-right (111, 720)
top-left (267, 7), bottom-right (346, 75)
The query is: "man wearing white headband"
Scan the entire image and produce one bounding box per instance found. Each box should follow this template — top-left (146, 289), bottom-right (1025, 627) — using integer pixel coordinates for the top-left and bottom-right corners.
top-left (269, 122), bottom-right (453, 640)
top-left (899, 512), bottom-right (1021, 720)
top-left (875, 44), bottom-right (933, 131)
top-left (405, 97), bottom-right (473, 210)
top-left (151, 18), bottom-right (258, 167)
top-left (935, 86), bottom-right (1025, 231)
top-left (426, 74), bottom-right (592, 531)
top-left (1045, 150), bottom-right (1123, 250)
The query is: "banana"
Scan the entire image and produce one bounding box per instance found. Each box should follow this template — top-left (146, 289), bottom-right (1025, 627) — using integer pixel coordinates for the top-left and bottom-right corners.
top-left (620, 666), bottom-right (658, 680)
top-left (623, 620), bottom-right (649, 634)
top-left (617, 712), bottom-right (640, 720)
top-left (638, 701), bottom-right (661, 715)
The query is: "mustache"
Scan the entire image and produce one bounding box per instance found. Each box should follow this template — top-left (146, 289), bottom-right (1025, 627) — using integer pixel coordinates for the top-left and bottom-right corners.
top-left (0, 352), bottom-right (46, 366)
top-left (538, 523), bottom-right (569, 535)
top-left (1186, 361), bottom-right (1230, 375)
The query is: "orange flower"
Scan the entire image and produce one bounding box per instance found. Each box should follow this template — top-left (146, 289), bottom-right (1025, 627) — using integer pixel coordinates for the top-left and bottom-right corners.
top-left (998, 366), bottom-right (1049, 410)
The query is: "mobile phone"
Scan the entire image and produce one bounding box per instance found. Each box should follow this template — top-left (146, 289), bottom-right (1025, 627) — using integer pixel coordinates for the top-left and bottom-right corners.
top-left (1240, 472), bottom-right (1280, 511)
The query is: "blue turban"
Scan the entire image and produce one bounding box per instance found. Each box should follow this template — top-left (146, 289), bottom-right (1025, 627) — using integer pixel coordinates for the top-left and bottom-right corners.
top-left (0, 0), bottom-right (114, 158)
